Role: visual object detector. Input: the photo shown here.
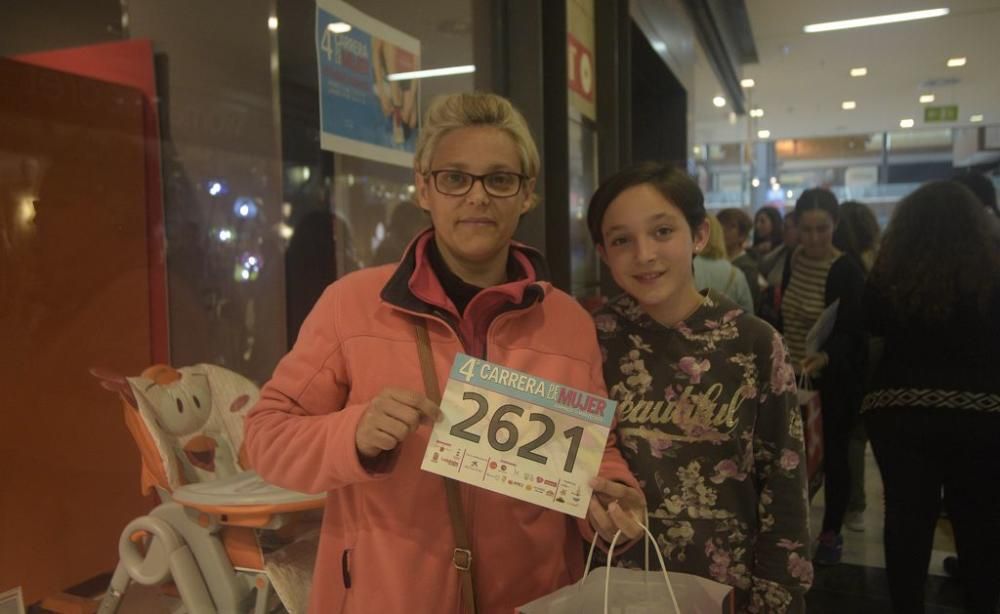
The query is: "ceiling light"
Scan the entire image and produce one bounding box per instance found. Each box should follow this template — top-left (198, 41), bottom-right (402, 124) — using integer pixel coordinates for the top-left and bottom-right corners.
top-left (751, 178), bottom-right (761, 188)
top-left (919, 94), bottom-right (935, 104)
top-left (850, 67), bottom-right (868, 77)
top-left (749, 108), bottom-right (764, 118)
top-left (841, 101), bottom-right (857, 110)
top-left (757, 129), bottom-right (771, 139)
top-left (652, 41), bottom-right (667, 53)
top-left (786, 190), bottom-right (794, 199)
top-left (741, 78), bottom-right (755, 88)
top-left (947, 57), bottom-right (967, 67)
top-left (900, 118), bottom-right (915, 128)
top-left (268, 16), bottom-right (278, 30)
top-left (770, 176), bottom-right (778, 184)
top-left (327, 22), bottom-right (352, 34)
top-left (804, 8), bottom-right (950, 33)
top-left (970, 114), bottom-right (984, 123)
top-left (713, 96), bottom-right (726, 108)
top-left (692, 145), bottom-right (702, 155)
top-left (387, 65), bottom-right (476, 81)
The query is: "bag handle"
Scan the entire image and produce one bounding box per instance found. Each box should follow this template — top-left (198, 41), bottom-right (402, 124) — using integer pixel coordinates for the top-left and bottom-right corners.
top-left (414, 320), bottom-right (478, 614)
top-left (581, 513), bottom-right (681, 614)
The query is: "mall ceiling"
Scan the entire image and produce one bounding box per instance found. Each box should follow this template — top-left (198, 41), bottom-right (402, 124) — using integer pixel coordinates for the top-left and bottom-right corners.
top-left (693, 0), bottom-right (1000, 144)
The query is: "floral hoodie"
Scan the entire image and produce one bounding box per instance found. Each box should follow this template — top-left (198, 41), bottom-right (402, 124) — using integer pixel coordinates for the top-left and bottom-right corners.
top-left (594, 290), bottom-right (812, 613)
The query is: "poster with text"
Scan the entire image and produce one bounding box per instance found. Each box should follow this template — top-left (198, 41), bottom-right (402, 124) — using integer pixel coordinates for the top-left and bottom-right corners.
top-left (316, 0), bottom-right (420, 167)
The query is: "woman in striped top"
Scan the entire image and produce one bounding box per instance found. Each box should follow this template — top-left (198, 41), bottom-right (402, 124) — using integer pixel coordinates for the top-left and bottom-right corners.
top-left (780, 188), bottom-right (866, 566)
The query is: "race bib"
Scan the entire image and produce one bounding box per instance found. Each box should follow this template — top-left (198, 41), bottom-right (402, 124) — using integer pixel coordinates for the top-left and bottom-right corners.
top-left (420, 354), bottom-right (616, 518)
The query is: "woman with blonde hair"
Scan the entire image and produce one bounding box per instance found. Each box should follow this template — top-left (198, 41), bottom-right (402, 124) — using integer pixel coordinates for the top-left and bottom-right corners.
top-left (245, 92), bottom-right (643, 613)
top-left (693, 214), bottom-right (754, 314)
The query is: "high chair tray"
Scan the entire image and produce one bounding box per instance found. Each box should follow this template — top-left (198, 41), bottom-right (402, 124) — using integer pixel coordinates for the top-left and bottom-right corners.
top-left (172, 470), bottom-right (324, 513)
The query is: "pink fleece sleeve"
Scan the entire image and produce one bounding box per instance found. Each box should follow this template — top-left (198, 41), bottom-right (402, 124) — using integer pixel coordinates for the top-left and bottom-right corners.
top-left (244, 285), bottom-right (389, 494)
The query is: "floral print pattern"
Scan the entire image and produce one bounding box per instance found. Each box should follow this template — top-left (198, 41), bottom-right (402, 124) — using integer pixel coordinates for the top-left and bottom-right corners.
top-left (596, 291), bottom-right (812, 613)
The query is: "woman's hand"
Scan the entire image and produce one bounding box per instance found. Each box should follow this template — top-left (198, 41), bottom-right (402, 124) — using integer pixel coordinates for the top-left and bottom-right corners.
top-left (587, 476), bottom-right (646, 542)
top-left (355, 388), bottom-right (441, 458)
top-left (801, 352), bottom-right (829, 377)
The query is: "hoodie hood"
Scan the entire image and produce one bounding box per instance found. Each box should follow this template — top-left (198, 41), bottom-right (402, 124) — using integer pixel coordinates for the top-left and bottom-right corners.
top-left (597, 289), bottom-right (747, 337)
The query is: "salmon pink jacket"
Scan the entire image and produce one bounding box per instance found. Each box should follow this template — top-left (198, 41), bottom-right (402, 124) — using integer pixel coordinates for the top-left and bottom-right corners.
top-left (245, 231), bottom-right (637, 613)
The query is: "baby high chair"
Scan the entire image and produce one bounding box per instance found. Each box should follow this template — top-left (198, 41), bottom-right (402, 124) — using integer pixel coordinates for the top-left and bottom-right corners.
top-left (92, 364), bottom-right (324, 614)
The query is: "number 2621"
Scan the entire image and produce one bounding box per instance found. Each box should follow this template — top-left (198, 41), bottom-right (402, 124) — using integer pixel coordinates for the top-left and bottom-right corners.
top-left (449, 391), bottom-right (585, 473)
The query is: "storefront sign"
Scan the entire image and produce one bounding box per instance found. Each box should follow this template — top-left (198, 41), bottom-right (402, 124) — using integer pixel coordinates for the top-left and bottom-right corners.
top-left (567, 34), bottom-right (594, 104)
top-left (421, 354), bottom-right (615, 518)
top-left (567, 0), bottom-right (596, 121)
top-left (315, 0), bottom-right (420, 167)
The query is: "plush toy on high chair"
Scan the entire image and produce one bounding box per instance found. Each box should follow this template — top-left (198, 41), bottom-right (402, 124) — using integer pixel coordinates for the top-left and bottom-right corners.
top-left (92, 364), bottom-right (323, 614)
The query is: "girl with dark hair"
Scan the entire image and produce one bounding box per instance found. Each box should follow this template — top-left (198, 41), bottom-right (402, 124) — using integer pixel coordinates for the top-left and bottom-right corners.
top-left (780, 188), bottom-right (867, 565)
top-left (752, 206), bottom-right (784, 257)
top-left (863, 181), bottom-right (1000, 614)
top-left (588, 162), bottom-right (812, 613)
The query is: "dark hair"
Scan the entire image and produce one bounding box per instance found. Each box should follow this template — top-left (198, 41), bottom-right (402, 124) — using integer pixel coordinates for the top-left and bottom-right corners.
top-left (870, 181), bottom-right (1000, 323)
top-left (716, 208), bottom-right (752, 238)
top-left (753, 206), bottom-right (783, 247)
top-left (587, 162), bottom-right (706, 245)
top-left (794, 187), bottom-right (839, 224)
top-left (833, 201), bottom-right (880, 269)
top-left (951, 172), bottom-right (999, 216)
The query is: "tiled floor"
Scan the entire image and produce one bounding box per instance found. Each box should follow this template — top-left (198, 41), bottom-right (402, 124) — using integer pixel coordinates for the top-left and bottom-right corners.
top-left (54, 444), bottom-right (988, 613)
top-left (804, 443), bottom-right (980, 612)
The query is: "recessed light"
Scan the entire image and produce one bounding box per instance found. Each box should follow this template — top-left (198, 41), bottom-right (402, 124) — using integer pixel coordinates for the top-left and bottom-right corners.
top-left (786, 190), bottom-right (794, 199)
top-left (741, 78), bottom-right (756, 88)
top-left (713, 96), bottom-right (726, 108)
top-left (947, 57), bottom-right (967, 67)
top-left (919, 94), bottom-right (936, 104)
top-left (757, 129), bottom-right (771, 139)
top-left (770, 176), bottom-right (778, 184)
top-left (842, 101), bottom-right (857, 110)
top-left (751, 178), bottom-right (761, 187)
top-left (268, 16), bottom-right (278, 30)
top-left (970, 114), bottom-right (984, 123)
top-left (750, 108), bottom-right (765, 118)
top-left (850, 67), bottom-right (868, 77)
top-left (900, 118), bottom-right (915, 128)
top-left (804, 8), bottom-right (950, 33)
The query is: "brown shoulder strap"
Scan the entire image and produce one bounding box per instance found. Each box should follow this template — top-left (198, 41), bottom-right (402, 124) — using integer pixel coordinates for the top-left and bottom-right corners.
top-left (415, 320), bottom-right (478, 614)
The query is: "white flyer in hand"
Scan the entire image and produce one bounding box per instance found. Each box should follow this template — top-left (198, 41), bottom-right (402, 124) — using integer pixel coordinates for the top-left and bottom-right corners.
top-left (420, 353), bottom-right (616, 518)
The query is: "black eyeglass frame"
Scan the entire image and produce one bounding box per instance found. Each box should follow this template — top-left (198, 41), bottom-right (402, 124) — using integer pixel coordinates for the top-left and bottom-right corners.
top-left (424, 169), bottom-right (531, 198)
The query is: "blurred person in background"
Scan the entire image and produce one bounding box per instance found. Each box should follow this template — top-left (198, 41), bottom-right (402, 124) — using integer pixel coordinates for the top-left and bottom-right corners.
top-left (752, 206), bottom-right (784, 258)
top-left (717, 208), bottom-right (762, 308)
top-left (832, 201), bottom-right (881, 533)
top-left (694, 214), bottom-right (754, 314)
top-left (780, 188), bottom-right (867, 566)
top-left (863, 181), bottom-right (1000, 614)
top-left (757, 211), bottom-right (798, 327)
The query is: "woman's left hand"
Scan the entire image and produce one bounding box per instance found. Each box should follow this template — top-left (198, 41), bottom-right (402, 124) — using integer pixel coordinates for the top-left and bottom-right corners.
top-left (587, 476), bottom-right (646, 542)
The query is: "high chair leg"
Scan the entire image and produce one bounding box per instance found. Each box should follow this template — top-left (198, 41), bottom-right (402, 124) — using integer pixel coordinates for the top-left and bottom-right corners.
top-left (96, 564), bottom-right (132, 614)
top-left (252, 575), bottom-right (272, 614)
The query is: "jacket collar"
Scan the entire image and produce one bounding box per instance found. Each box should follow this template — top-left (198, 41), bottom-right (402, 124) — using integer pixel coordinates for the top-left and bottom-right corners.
top-left (380, 228), bottom-right (552, 319)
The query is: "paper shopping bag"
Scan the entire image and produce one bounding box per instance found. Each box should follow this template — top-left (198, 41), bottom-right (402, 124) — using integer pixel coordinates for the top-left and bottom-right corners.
top-left (518, 566), bottom-right (735, 614)
top-left (518, 524), bottom-right (734, 614)
top-left (797, 374), bottom-right (824, 499)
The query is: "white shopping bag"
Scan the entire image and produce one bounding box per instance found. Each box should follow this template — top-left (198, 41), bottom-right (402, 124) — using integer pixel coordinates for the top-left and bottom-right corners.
top-left (518, 522), bottom-right (734, 614)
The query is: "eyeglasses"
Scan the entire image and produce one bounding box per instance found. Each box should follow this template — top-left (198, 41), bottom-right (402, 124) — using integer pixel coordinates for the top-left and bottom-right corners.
top-left (425, 170), bottom-right (529, 198)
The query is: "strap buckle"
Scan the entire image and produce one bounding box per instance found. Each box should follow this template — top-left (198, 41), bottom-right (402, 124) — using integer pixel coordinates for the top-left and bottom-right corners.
top-left (453, 547), bottom-right (472, 571)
